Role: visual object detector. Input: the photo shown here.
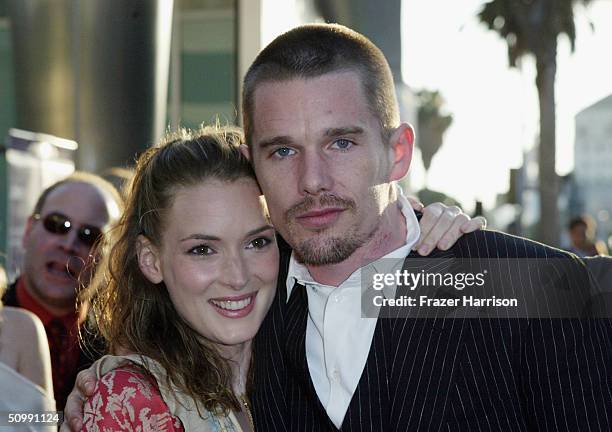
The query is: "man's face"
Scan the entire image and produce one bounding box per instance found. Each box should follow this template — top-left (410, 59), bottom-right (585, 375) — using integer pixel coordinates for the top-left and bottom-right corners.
top-left (248, 71), bottom-right (406, 265)
top-left (570, 223), bottom-right (588, 247)
top-left (22, 182), bottom-right (111, 313)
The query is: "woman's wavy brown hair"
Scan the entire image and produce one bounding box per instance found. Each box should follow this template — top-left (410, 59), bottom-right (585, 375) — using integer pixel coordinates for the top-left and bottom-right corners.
top-left (82, 125), bottom-right (256, 414)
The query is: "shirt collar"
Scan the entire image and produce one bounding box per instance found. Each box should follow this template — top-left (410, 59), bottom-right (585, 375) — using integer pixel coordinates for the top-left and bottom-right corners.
top-left (16, 277), bottom-right (77, 329)
top-left (286, 186), bottom-right (421, 297)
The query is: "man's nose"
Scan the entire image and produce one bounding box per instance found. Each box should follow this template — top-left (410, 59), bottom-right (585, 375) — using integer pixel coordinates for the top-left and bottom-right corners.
top-left (298, 150), bottom-right (333, 195)
top-left (57, 229), bottom-right (81, 255)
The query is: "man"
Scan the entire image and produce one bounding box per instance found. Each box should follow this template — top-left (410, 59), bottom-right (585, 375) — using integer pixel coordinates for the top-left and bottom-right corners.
top-left (65, 24), bottom-right (610, 431)
top-left (567, 215), bottom-right (608, 257)
top-left (240, 24), bottom-right (612, 431)
top-left (2, 172), bottom-right (122, 410)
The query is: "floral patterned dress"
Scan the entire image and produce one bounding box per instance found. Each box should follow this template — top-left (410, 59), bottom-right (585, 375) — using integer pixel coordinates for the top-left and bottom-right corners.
top-left (81, 355), bottom-right (243, 432)
top-left (83, 365), bottom-right (184, 431)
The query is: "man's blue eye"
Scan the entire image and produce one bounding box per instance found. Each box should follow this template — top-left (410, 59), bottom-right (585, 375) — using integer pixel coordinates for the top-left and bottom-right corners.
top-left (332, 139), bottom-right (353, 150)
top-left (273, 147), bottom-right (295, 158)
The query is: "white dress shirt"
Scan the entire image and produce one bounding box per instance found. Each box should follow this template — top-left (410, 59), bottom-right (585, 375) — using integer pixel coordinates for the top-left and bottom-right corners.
top-left (286, 188), bottom-right (421, 429)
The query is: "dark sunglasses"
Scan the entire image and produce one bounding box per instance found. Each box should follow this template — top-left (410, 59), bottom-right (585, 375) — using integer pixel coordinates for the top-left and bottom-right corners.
top-left (33, 212), bottom-right (103, 248)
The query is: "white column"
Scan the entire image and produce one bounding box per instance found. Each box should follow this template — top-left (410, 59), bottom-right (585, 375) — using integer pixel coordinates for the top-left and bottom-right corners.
top-left (236, 0), bottom-right (262, 124)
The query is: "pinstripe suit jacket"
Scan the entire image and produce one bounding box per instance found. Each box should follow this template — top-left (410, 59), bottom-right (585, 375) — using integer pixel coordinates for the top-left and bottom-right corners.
top-left (252, 229), bottom-right (612, 431)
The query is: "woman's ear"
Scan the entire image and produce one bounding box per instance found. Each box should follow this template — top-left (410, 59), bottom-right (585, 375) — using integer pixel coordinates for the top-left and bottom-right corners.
top-left (239, 144), bottom-right (251, 161)
top-left (136, 235), bottom-right (163, 284)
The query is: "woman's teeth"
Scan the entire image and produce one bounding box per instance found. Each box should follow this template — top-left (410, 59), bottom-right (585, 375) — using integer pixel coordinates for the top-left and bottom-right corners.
top-left (211, 296), bottom-right (252, 311)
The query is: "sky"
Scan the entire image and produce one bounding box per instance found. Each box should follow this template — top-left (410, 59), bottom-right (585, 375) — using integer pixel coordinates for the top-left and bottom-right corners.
top-left (402, 0), bottom-right (612, 210)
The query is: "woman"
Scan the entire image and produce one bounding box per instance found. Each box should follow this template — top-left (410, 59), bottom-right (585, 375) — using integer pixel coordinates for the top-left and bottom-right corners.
top-left (0, 265), bottom-right (56, 417)
top-left (81, 125), bottom-right (275, 431)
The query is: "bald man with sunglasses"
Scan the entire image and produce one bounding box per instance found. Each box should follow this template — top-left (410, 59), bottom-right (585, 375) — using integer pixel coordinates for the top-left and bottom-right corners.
top-left (2, 172), bottom-right (122, 410)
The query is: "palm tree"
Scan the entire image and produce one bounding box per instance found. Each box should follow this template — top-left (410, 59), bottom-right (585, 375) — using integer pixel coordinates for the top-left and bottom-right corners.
top-left (416, 89), bottom-right (453, 188)
top-left (478, 0), bottom-right (591, 246)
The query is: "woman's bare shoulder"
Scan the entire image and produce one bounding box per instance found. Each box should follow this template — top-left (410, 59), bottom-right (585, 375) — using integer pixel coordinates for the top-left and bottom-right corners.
top-left (0, 306), bottom-right (45, 338)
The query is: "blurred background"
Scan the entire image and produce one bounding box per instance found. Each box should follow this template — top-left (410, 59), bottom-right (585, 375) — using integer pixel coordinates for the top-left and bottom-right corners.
top-left (1, 0), bottom-right (610, 278)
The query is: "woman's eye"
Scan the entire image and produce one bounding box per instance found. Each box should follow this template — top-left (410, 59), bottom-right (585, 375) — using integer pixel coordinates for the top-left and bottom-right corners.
top-left (331, 138), bottom-right (353, 150)
top-left (247, 237), bottom-right (272, 250)
top-left (188, 245), bottom-right (215, 256)
top-left (272, 147), bottom-right (296, 158)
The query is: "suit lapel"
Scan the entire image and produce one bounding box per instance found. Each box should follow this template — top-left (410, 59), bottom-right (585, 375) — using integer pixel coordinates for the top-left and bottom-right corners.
top-left (285, 281), bottom-right (338, 430)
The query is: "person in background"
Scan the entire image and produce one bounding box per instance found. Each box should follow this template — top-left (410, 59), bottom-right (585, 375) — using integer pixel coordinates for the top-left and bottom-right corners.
top-left (0, 264), bottom-right (55, 414)
top-left (101, 166), bottom-right (134, 200)
top-left (1, 172), bottom-right (122, 410)
top-left (567, 214), bottom-right (609, 257)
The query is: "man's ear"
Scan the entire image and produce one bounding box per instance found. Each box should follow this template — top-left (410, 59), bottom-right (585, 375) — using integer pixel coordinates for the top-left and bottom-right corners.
top-left (136, 235), bottom-right (163, 284)
top-left (22, 216), bottom-right (36, 248)
top-left (387, 123), bottom-right (414, 182)
top-left (239, 144), bottom-right (252, 161)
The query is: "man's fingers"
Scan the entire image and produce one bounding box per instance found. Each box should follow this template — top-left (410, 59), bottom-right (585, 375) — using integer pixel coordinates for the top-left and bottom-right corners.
top-left (461, 215), bottom-right (487, 233)
top-left (416, 205), bottom-right (460, 255)
top-left (415, 203), bottom-right (487, 255)
top-left (406, 195), bottom-right (424, 212)
top-left (59, 420), bottom-right (71, 432)
top-left (414, 203), bottom-right (444, 250)
top-left (62, 393), bottom-right (84, 432)
top-left (76, 368), bottom-right (97, 395)
top-left (437, 214), bottom-right (470, 251)
top-left (70, 417), bottom-right (83, 432)
top-left (62, 368), bottom-right (97, 431)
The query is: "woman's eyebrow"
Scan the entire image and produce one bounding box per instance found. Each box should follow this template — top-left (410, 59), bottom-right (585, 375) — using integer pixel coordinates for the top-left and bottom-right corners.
top-left (180, 225), bottom-right (274, 242)
top-left (180, 234), bottom-right (220, 242)
top-left (245, 225), bottom-right (275, 237)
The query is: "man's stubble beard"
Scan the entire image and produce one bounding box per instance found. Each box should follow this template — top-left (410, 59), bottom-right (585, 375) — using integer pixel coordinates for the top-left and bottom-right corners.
top-left (284, 194), bottom-right (379, 266)
top-left (292, 228), bottom-right (376, 266)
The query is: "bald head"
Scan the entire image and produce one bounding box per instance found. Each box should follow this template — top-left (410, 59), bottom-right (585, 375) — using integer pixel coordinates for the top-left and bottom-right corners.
top-left (21, 173), bottom-right (122, 315)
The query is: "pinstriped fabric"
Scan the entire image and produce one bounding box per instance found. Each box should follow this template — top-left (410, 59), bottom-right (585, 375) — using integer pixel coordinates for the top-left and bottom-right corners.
top-left (286, 282), bottom-right (338, 431)
top-left (252, 230), bottom-right (612, 431)
top-left (251, 236), bottom-right (291, 432)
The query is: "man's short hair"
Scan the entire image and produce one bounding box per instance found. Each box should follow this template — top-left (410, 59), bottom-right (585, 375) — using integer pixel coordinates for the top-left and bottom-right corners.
top-left (568, 215), bottom-right (594, 232)
top-left (242, 23), bottom-right (400, 145)
top-left (32, 171), bottom-right (123, 223)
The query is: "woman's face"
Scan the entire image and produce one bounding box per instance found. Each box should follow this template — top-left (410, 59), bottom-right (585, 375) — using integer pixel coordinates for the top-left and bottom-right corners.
top-left (144, 177), bottom-right (279, 348)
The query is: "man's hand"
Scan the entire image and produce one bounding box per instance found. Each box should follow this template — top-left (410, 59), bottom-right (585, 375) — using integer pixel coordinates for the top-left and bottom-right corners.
top-left (60, 367), bottom-right (97, 431)
top-left (407, 197), bottom-right (486, 256)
